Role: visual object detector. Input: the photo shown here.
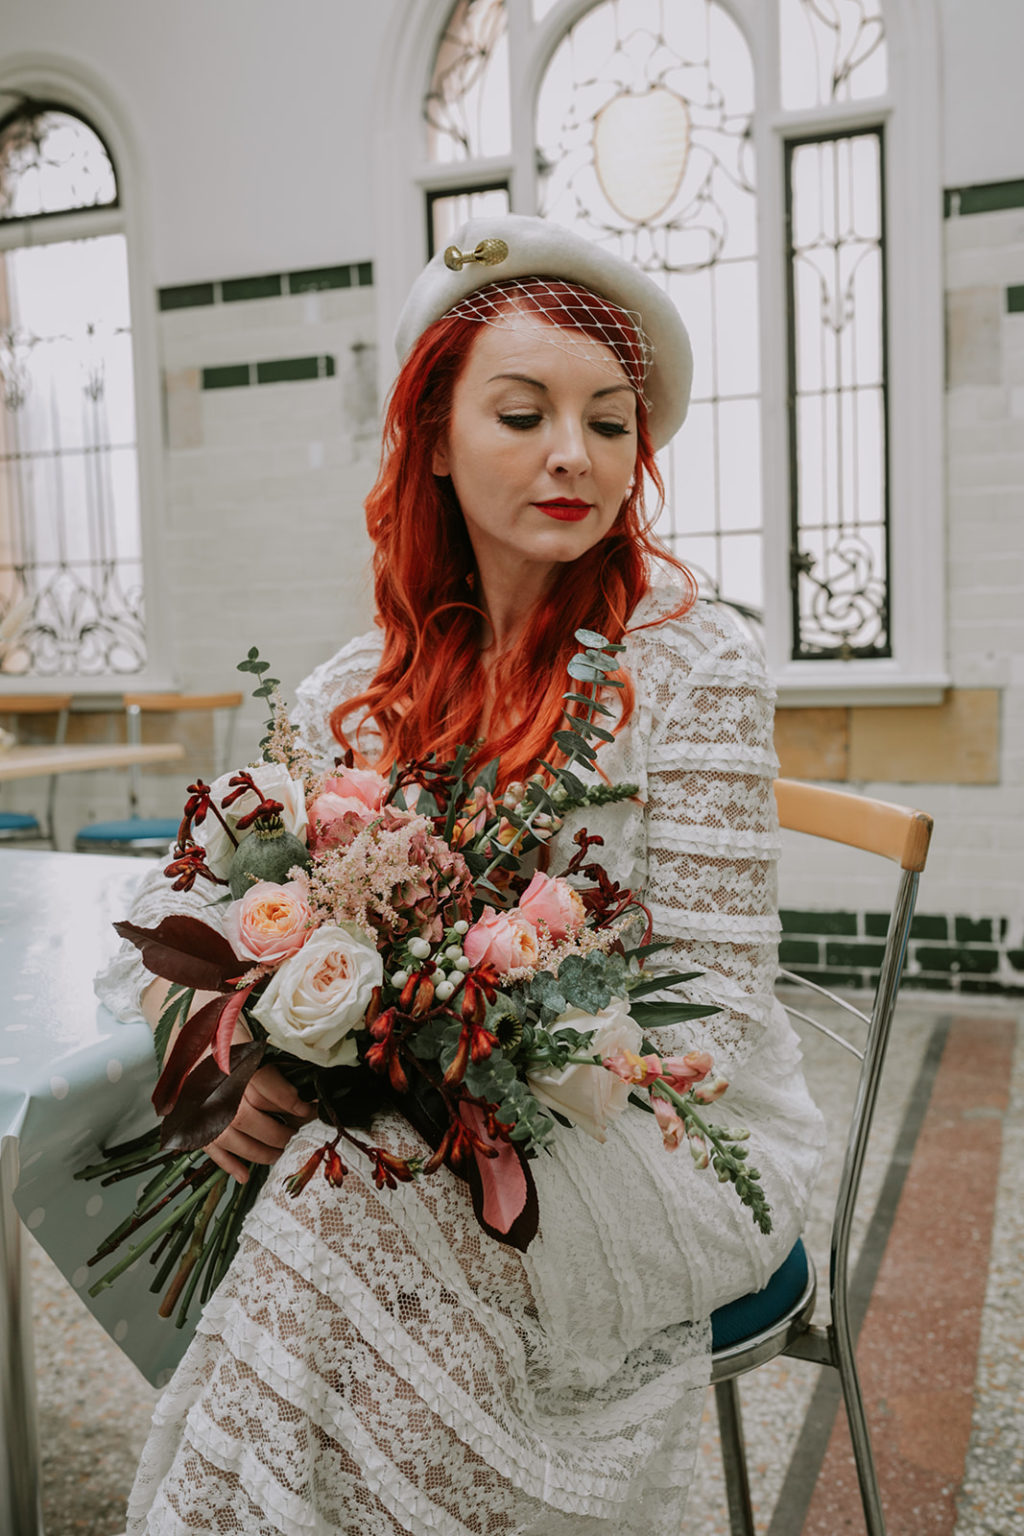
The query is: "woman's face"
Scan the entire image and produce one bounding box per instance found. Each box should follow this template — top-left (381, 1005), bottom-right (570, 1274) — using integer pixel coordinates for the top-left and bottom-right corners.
top-left (432, 313), bottom-right (639, 591)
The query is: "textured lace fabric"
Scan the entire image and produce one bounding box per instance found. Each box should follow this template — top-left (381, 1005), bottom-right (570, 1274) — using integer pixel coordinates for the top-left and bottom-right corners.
top-left (100, 589), bottom-right (826, 1536)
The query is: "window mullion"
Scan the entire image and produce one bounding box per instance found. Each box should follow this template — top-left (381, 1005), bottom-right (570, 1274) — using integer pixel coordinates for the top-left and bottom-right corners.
top-left (506, 0), bottom-right (537, 212)
top-left (0, 204), bottom-right (123, 252)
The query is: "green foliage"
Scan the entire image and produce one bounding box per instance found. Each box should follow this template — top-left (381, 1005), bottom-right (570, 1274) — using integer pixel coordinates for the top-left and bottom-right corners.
top-left (237, 646), bottom-right (281, 755)
top-left (154, 984), bottom-right (194, 1066)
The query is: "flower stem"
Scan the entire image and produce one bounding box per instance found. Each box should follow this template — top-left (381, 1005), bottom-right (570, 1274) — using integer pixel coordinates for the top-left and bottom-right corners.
top-left (87, 1169), bottom-right (224, 1296)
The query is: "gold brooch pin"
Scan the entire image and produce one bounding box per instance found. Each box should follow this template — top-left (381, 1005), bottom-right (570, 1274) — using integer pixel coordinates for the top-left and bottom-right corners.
top-left (443, 237), bottom-right (509, 272)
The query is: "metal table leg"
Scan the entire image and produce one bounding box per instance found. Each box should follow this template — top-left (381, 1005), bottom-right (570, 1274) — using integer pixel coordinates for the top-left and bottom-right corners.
top-left (1, 1137), bottom-right (44, 1536)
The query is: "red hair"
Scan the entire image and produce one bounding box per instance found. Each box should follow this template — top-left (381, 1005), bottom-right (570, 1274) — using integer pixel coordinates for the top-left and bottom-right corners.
top-left (332, 279), bottom-right (696, 786)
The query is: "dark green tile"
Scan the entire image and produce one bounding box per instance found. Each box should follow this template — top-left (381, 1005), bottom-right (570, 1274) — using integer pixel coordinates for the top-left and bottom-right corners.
top-left (256, 355), bottom-right (327, 384)
top-left (201, 364), bottom-right (251, 390)
top-left (955, 916), bottom-right (993, 944)
top-left (864, 912), bottom-right (889, 938)
top-left (356, 261), bottom-right (373, 286)
top-left (1008, 286), bottom-right (1024, 314)
top-left (288, 265), bottom-right (352, 294)
top-left (222, 274), bottom-right (283, 303)
top-left (915, 945), bottom-right (999, 975)
top-left (825, 941), bottom-right (886, 968)
top-left (959, 978), bottom-right (1011, 995)
top-left (778, 939), bottom-right (821, 966)
top-left (945, 179), bottom-right (1024, 217)
top-left (911, 914), bottom-right (949, 941)
top-left (159, 282), bottom-right (216, 311)
top-left (780, 909), bottom-right (858, 936)
top-left (1006, 948), bottom-right (1024, 972)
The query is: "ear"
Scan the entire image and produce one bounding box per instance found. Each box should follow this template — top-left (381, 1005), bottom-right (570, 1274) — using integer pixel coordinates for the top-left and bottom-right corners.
top-left (432, 439), bottom-right (450, 477)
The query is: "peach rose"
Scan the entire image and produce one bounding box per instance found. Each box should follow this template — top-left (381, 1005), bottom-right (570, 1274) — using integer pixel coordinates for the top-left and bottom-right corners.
top-left (322, 767), bottom-right (388, 810)
top-left (223, 879), bottom-right (312, 965)
top-left (307, 768), bottom-right (389, 855)
top-left (464, 908), bottom-right (539, 973)
top-left (515, 871), bottom-right (585, 941)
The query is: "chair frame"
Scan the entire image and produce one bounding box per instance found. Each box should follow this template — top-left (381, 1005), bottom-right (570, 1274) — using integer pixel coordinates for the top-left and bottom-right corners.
top-left (74, 691), bottom-right (242, 854)
top-left (0, 693), bottom-right (73, 848)
top-left (711, 779), bottom-right (933, 1536)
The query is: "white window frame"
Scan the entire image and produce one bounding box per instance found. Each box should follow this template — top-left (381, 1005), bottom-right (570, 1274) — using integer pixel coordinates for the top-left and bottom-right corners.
top-left (0, 55), bottom-right (174, 697)
top-left (373, 0), bottom-right (947, 704)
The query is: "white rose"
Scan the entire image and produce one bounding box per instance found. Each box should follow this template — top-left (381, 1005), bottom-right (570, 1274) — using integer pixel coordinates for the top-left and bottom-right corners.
top-left (526, 999), bottom-right (642, 1142)
top-left (195, 763), bottom-right (308, 878)
top-left (251, 923), bottom-right (382, 1068)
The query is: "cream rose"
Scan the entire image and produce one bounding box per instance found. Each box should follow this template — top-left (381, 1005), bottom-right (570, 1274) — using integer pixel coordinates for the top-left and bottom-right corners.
top-left (223, 880), bottom-right (312, 965)
top-left (527, 999), bottom-right (642, 1142)
top-left (195, 763), bottom-right (308, 879)
top-left (251, 922), bottom-right (382, 1068)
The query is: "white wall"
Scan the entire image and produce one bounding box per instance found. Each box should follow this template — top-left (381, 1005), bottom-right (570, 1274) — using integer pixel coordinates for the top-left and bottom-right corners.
top-left (938, 0), bottom-right (1024, 187)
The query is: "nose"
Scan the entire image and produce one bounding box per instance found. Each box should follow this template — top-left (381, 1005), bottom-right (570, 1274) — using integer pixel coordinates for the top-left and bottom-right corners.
top-left (546, 415), bottom-right (591, 477)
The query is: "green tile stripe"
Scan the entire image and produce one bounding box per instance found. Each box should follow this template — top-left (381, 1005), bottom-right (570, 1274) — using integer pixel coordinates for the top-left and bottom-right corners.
top-left (1008, 286), bottom-right (1024, 315)
top-left (778, 909), bottom-right (1023, 994)
top-left (159, 262), bottom-right (372, 312)
top-left (944, 179), bottom-right (1024, 218)
top-left (201, 356), bottom-right (335, 390)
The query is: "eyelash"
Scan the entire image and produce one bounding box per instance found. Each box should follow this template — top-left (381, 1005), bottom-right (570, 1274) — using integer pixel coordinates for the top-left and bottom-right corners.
top-left (498, 413), bottom-right (631, 438)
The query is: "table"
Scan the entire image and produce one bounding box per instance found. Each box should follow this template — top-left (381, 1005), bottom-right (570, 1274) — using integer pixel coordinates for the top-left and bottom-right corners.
top-left (0, 741), bottom-right (185, 781)
top-left (0, 850), bottom-right (192, 1535)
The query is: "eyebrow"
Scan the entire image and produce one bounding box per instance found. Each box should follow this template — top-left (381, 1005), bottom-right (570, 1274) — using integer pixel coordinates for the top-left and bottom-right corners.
top-left (486, 372), bottom-right (635, 400)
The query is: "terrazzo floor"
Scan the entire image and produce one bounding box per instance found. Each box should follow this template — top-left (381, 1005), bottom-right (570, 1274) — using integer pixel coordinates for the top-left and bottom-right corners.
top-left (23, 992), bottom-right (1024, 1536)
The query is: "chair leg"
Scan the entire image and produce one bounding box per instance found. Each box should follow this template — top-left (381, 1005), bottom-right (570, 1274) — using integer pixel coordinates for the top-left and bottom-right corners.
top-left (714, 1378), bottom-right (756, 1536)
top-left (834, 1346), bottom-right (887, 1536)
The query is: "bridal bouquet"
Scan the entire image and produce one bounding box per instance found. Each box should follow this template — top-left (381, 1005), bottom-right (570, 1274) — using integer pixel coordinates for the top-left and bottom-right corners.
top-left (78, 631), bottom-right (770, 1328)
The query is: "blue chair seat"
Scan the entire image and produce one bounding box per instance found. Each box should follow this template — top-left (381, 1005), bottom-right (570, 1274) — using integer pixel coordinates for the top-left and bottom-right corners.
top-left (0, 811), bottom-right (42, 832)
top-left (711, 1240), bottom-right (809, 1351)
top-left (76, 818), bottom-right (178, 845)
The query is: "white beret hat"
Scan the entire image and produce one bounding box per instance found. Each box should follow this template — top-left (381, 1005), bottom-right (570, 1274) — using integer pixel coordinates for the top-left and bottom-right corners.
top-left (394, 213), bottom-right (693, 450)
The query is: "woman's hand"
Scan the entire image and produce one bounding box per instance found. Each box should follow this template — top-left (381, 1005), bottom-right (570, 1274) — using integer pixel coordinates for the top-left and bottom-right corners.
top-left (142, 980), bottom-right (317, 1185)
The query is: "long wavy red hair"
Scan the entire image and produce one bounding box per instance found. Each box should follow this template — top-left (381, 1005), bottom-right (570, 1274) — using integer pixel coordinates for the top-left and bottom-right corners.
top-left (332, 279), bottom-right (696, 786)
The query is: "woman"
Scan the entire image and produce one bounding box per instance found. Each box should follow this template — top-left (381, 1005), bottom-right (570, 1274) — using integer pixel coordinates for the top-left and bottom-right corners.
top-left (100, 214), bottom-right (825, 1535)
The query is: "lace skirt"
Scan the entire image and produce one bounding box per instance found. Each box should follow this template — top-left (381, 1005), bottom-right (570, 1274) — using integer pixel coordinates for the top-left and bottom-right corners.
top-left (125, 1025), bottom-right (823, 1536)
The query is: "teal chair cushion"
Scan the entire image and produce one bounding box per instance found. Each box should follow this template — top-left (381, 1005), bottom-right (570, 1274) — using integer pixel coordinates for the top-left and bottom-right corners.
top-left (76, 818), bottom-right (178, 844)
top-left (0, 812), bottom-right (41, 832)
top-left (711, 1239), bottom-right (809, 1351)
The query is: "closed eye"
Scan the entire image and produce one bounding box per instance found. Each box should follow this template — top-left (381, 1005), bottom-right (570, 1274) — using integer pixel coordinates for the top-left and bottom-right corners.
top-left (498, 413), bottom-right (542, 430)
top-left (590, 421), bottom-right (631, 437)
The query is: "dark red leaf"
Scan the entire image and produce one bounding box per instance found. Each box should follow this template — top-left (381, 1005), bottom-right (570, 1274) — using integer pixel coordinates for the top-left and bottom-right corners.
top-left (159, 1041), bottom-right (265, 1151)
top-left (152, 993), bottom-right (231, 1116)
top-left (114, 915), bottom-right (243, 992)
top-left (212, 985), bottom-right (255, 1075)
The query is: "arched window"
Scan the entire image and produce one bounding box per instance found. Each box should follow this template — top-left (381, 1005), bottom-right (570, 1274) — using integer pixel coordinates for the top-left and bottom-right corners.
top-left (0, 99), bottom-right (146, 676)
top-left (377, 0), bottom-right (945, 700)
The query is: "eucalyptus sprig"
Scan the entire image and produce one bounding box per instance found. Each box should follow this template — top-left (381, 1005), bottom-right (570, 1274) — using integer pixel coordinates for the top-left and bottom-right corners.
top-left (237, 646), bottom-right (281, 755)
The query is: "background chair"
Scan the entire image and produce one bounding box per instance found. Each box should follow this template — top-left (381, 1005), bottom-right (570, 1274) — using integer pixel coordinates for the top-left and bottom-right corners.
top-left (74, 691), bottom-right (243, 855)
top-left (0, 692), bottom-right (73, 847)
top-left (707, 779), bottom-right (933, 1536)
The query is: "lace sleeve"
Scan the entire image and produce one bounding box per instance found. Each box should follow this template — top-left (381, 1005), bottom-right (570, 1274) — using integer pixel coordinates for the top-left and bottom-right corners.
top-left (637, 604), bottom-right (782, 1075)
top-left (94, 631), bottom-right (386, 1023)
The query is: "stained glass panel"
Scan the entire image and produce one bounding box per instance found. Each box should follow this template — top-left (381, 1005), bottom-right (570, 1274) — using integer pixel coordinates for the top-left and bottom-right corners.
top-left (779, 0), bottom-right (887, 111)
top-left (537, 0), bottom-right (760, 608)
top-left (787, 130), bottom-right (888, 659)
top-left (0, 233), bottom-right (145, 675)
top-left (0, 107), bottom-right (117, 221)
top-left (425, 0), bottom-right (511, 163)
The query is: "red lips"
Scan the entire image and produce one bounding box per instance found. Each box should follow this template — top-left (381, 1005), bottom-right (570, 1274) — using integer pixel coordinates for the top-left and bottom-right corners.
top-left (535, 500), bottom-right (592, 522)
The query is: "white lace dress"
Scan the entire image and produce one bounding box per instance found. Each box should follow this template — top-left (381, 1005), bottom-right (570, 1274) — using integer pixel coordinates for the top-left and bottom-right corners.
top-left (98, 589), bottom-right (825, 1536)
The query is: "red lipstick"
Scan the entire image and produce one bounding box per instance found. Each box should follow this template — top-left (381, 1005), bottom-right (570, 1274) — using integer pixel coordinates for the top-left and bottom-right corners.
top-left (535, 499), bottom-right (592, 522)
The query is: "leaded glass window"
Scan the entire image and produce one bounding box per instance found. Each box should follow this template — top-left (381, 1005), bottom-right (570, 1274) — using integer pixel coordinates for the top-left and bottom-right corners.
top-left (416, 0), bottom-right (901, 666)
top-left (0, 104), bottom-right (144, 676)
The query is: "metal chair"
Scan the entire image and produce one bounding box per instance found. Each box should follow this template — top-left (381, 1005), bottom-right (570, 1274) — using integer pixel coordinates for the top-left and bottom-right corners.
top-left (74, 691), bottom-right (242, 854)
top-left (0, 693), bottom-right (73, 847)
top-left (707, 778), bottom-right (934, 1536)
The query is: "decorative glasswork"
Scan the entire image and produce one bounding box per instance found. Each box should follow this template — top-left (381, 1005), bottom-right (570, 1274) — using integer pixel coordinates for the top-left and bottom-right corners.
top-left (0, 103), bottom-right (145, 677)
top-left (425, 0), bottom-right (511, 163)
top-left (537, 0), bottom-right (761, 611)
top-left (779, 0), bottom-right (887, 111)
top-left (786, 130), bottom-right (889, 659)
top-left (0, 105), bottom-right (118, 221)
top-left (427, 184), bottom-right (511, 257)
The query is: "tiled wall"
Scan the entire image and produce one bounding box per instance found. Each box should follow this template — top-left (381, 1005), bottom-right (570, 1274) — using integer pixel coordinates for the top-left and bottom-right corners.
top-left (780, 909), bottom-right (1024, 998)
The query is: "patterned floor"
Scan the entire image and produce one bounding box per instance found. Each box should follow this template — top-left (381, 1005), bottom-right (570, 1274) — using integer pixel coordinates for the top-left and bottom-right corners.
top-left (25, 994), bottom-right (1024, 1535)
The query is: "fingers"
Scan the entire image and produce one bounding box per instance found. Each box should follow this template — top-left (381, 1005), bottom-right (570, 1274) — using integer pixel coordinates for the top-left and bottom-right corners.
top-left (206, 1143), bottom-right (253, 1185)
top-left (205, 1068), bottom-right (319, 1184)
top-left (244, 1066), bottom-right (317, 1122)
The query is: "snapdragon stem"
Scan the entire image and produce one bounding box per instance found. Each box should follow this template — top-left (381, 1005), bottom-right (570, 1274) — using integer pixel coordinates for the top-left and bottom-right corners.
top-left (88, 1170), bottom-right (224, 1296)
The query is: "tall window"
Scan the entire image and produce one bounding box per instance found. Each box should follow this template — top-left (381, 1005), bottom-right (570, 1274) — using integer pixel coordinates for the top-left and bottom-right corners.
top-left (0, 101), bottom-right (145, 677)
top-left (400, 0), bottom-right (943, 694)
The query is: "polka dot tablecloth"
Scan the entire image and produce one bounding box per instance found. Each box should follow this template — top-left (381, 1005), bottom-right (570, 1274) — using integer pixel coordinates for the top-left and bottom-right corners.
top-left (0, 849), bottom-right (198, 1388)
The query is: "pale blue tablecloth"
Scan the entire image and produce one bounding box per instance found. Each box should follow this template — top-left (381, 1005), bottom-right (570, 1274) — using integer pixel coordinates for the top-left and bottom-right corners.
top-left (1, 849), bottom-right (198, 1388)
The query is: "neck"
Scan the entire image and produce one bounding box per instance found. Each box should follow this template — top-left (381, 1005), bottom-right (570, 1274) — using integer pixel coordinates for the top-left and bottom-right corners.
top-left (475, 555), bottom-right (555, 656)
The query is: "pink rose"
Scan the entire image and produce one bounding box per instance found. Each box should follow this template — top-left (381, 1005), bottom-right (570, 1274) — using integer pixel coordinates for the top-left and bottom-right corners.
top-left (515, 871), bottom-right (585, 941)
top-left (322, 767), bottom-right (388, 810)
top-left (464, 908), bottom-right (539, 973)
top-left (223, 879), bottom-right (312, 965)
top-left (307, 792), bottom-right (378, 854)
